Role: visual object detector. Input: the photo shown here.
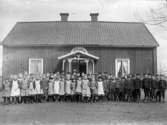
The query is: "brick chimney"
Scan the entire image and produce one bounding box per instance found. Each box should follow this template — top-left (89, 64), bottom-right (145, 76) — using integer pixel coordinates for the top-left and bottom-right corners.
top-left (90, 13), bottom-right (99, 22)
top-left (60, 13), bottom-right (69, 21)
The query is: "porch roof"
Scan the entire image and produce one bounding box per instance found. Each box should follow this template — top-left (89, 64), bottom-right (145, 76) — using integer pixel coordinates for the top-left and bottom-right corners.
top-left (58, 50), bottom-right (99, 60)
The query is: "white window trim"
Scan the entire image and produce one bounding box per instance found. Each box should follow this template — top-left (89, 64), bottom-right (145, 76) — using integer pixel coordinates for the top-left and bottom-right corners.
top-left (29, 58), bottom-right (43, 74)
top-left (115, 58), bottom-right (130, 77)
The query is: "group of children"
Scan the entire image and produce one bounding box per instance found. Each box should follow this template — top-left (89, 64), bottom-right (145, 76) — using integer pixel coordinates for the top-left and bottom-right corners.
top-left (1, 71), bottom-right (167, 105)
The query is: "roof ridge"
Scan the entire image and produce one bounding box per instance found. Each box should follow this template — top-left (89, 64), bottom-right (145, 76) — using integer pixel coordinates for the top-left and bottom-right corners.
top-left (17, 21), bottom-right (144, 24)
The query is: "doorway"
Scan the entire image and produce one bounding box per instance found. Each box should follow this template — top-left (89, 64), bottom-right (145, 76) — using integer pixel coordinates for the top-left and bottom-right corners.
top-left (79, 62), bottom-right (86, 74)
top-left (71, 60), bottom-right (86, 74)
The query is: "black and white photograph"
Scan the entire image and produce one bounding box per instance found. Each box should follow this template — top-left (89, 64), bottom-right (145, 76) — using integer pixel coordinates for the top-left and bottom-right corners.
top-left (0, 0), bottom-right (167, 125)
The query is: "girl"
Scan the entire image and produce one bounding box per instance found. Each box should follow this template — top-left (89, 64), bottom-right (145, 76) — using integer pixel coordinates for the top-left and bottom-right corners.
top-left (11, 75), bottom-right (20, 104)
top-left (2, 79), bottom-right (11, 104)
top-left (48, 76), bottom-right (54, 102)
top-left (75, 76), bottom-right (82, 103)
top-left (28, 76), bottom-right (36, 103)
top-left (90, 75), bottom-right (98, 103)
top-left (53, 75), bottom-right (60, 102)
top-left (97, 77), bottom-right (105, 102)
top-left (82, 75), bottom-right (91, 103)
top-left (71, 79), bottom-right (76, 102)
top-left (34, 76), bottom-right (42, 103)
top-left (65, 73), bottom-right (72, 102)
top-left (59, 76), bottom-right (65, 102)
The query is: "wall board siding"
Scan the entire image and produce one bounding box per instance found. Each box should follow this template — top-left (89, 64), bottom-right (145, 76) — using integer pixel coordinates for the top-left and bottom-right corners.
top-left (3, 46), bottom-right (156, 77)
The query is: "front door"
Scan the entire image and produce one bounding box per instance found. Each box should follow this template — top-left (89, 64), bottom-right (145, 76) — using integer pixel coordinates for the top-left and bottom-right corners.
top-left (71, 60), bottom-right (86, 74)
top-left (79, 61), bottom-right (86, 74)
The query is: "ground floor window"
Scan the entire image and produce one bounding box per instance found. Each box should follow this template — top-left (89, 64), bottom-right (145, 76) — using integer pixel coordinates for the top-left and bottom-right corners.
top-left (29, 58), bottom-right (43, 74)
top-left (115, 58), bottom-right (130, 77)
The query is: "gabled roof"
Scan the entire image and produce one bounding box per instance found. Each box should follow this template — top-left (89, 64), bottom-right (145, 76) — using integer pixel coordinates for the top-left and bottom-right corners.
top-left (58, 50), bottom-right (99, 60)
top-left (2, 21), bottom-right (159, 47)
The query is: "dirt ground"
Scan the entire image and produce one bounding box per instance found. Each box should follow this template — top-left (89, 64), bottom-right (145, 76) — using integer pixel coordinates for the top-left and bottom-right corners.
top-left (0, 91), bottom-right (167, 125)
top-left (0, 101), bottom-right (167, 125)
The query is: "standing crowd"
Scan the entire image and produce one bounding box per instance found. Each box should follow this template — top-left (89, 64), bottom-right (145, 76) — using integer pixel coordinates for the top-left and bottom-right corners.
top-left (1, 71), bottom-right (167, 105)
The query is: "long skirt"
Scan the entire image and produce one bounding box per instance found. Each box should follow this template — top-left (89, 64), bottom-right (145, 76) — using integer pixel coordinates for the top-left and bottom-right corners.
top-left (82, 88), bottom-right (91, 97)
top-left (28, 88), bottom-right (35, 95)
top-left (11, 88), bottom-right (20, 96)
top-left (54, 81), bottom-right (60, 95)
top-left (3, 88), bottom-right (11, 97)
top-left (97, 82), bottom-right (105, 96)
top-left (20, 89), bottom-right (28, 96)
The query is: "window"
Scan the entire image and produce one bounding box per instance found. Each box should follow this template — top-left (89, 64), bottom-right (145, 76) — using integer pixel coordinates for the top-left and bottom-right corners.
top-left (115, 58), bottom-right (130, 77)
top-left (29, 58), bottom-right (43, 74)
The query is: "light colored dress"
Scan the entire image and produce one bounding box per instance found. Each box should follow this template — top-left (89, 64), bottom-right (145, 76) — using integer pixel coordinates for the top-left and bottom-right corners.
top-left (59, 80), bottom-right (65, 95)
top-left (97, 81), bottom-right (105, 95)
top-left (53, 80), bottom-right (60, 95)
top-left (82, 79), bottom-right (91, 97)
top-left (34, 80), bottom-right (42, 94)
top-left (48, 80), bottom-right (54, 95)
top-left (76, 80), bottom-right (82, 94)
top-left (28, 81), bottom-right (35, 95)
top-left (20, 79), bottom-right (28, 96)
top-left (11, 80), bottom-right (20, 96)
top-left (65, 80), bottom-right (71, 95)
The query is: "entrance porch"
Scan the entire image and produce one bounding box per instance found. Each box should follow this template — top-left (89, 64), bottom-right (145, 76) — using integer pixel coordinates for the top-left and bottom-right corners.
top-left (58, 47), bottom-right (99, 74)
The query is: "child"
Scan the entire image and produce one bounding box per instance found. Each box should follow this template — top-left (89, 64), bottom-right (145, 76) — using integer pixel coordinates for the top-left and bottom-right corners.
top-left (90, 74), bottom-right (97, 103)
top-left (71, 79), bottom-right (76, 102)
top-left (20, 75), bottom-right (29, 104)
top-left (53, 75), bottom-right (60, 102)
top-left (48, 76), bottom-right (54, 102)
top-left (75, 76), bottom-right (82, 103)
top-left (97, 77), bottom-right (105, 102)
top-left (82, 75), bottom-right (91, 103)
top-left (41, 75), bottom-right (49, 102)
top-left (59, 76), bottom-right (65, 102)
top-left (34, 76), bottom-right (42, 103)
top-left (11, 75), bottom-right (20, 104)
top-left (65, 73), bottom-right (72, 102)
top-left (28, 76), bottom-right (36, 103)
top-left (2, 79), bottom-right (11, 104)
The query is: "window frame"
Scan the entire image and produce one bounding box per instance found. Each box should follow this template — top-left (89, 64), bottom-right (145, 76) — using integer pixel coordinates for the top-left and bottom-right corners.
top-left (29, 58), bottom-right (43, 74)
top-left (115, 58), bottom-right (130, 77)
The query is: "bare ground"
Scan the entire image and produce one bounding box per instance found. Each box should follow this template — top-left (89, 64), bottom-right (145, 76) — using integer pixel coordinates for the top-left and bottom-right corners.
top-left (0, 91), bottom-right (167, 125)
top-left (0, 101), bottom-right (167, 125)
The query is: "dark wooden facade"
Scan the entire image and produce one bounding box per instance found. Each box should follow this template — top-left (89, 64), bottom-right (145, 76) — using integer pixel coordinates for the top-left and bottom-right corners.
top-left (3, 45), bottom-right (157, 77)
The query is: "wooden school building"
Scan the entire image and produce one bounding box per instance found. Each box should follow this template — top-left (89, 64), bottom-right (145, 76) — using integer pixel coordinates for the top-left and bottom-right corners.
top-left (1, 13), bottom-right (159, 77)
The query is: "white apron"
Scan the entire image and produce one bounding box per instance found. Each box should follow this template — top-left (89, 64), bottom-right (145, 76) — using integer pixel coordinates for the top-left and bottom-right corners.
top-left (28, 82), bottom-right (35, 95)
top-left (97, 81), bottom-right (105, 95)
top-left (65, 80), bottom-right (71, 95)
top-left (48, 80), bottom-right (54, 95)
top-left (35, 80), bottom-right (42, 94)
top-left (82, 80), bottom-right (91, 97)
top-left (59, 80), bottom-right (65, 95)
top-left (11, 80), bottom-right (20, 96)
top-left (53, 80), bottom-right (60, 95)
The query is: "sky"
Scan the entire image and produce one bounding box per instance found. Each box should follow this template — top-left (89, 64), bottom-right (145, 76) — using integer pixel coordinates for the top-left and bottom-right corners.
top-left (0, 0), bottom-right (167, 75)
